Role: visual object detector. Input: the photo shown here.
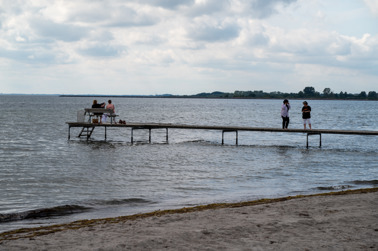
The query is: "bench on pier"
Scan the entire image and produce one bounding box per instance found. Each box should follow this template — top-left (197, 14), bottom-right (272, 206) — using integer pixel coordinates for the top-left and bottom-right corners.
top-left (84, 108), bottom-right (118, 124)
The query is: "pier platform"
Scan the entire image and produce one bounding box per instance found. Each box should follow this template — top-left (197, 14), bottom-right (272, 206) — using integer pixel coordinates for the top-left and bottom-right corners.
top-left (67, 122), bottom-right (378, 148)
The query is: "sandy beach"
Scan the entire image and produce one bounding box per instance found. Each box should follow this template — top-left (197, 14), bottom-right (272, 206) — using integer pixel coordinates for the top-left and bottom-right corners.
top-left (1, 188), bottom-right (377, 251)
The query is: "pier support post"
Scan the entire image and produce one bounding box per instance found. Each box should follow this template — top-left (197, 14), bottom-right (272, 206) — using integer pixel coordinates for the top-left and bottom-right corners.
top-left (131, 128), bottom-right (134, 144)
top-left (236, 130), bottom-right (239, 145)
top-left (306, 132), bottom-right (322, 149)
top-left (166, 128), bottom-right (169, 143)
top-left (131, 127), bottom-right (156, 144)
top-left (222, 130), bottom-right (238, 146)
top-left (320, 133), bottom-right (322, 148)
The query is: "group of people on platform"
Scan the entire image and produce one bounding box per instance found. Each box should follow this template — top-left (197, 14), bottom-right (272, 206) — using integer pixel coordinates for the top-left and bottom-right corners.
top-left (281, 100), bottom-right (312, 130)
top-left (91, 99), bottom-right (125, 124)
top-left (91, 99), bottom-right (311, 129)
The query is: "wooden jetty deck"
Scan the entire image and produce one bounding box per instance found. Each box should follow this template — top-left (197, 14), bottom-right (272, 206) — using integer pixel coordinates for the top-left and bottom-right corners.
top-left (67, 122), bottom-right (378, 148)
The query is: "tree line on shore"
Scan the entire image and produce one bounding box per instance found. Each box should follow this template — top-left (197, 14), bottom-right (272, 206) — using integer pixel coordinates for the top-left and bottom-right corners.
top-left (180, 87), bottom-right (378, 100)
top-left (59, 86), bottom-right (377, 100)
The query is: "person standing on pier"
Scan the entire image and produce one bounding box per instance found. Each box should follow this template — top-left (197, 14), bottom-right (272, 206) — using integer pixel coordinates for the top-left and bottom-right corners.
top-left (281, 99), bottom-right (290, 129)
top-left (302, 101), bottom-right (312, 130)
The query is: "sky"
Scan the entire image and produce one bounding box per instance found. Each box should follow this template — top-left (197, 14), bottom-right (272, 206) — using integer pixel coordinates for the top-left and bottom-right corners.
top-left (0, 0), bottom-right (377, 95)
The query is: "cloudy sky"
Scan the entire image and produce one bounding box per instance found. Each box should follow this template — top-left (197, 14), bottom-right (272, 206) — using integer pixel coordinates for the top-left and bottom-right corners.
top-left (1, 0), bottom-right (377, 95)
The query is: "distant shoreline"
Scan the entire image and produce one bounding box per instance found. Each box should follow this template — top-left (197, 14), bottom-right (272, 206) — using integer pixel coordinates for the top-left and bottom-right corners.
top-left (1, 93), bottom-right (377, 101)
top-left (59, 94), bottom-right (378, 101)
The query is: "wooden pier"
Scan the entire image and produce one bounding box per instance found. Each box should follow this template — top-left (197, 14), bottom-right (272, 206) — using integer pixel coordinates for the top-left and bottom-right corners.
top-left (67, 122), bottom-right (378, 148)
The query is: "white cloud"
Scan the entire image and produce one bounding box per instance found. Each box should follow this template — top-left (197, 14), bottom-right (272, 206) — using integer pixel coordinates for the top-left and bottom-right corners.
top-left (0, 0), bottom-right (377, 95)
top-left (364, 0), bottom-right (378, 16)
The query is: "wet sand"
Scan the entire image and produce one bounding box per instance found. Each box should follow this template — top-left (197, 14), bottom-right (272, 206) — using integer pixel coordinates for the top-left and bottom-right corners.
top-left (1, 188), bottom-right (377, 250)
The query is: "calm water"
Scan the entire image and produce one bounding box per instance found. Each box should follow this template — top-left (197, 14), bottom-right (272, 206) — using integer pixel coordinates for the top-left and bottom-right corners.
top-left (0, 95), bottom-right (377, 232)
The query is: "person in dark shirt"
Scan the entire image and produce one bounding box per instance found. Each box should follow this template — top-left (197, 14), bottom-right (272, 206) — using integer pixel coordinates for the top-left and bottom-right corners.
top-left (302, 101), bottom-right (312, 130)
top-left (92, 100), bottom-right (105, 108)
top-left (91, 100), bottom-right (105, 123)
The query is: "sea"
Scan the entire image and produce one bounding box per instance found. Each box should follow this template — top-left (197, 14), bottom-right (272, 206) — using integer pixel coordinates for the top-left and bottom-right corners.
top-left (0, 95), bottom-right (377, 233)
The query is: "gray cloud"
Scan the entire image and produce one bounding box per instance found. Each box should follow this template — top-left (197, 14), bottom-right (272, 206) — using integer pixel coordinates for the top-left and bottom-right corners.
top-left (0, 0), bottom-right (24, 15)
top-left (240, 24), bottom-right (270, 46)
top-left (180, 0), bottom-right (297, 18)
top-left (68, 4), bottom-right (158, 27)
top-left (78, 44), bottom-right (125, 58)
top-left (185, 0), bottom-right (229, 16)
top-left (106, 7), bottom-right (159, 27)
top-left (30, 18), bottom-right (89, 42)
top-left (0, 47), bottom-right (57, 64)
top-left (188, 22), bottom-right (241, 42)
top-left (241, 0), bottom-right (298, 18)
top-left (327, 39), bottom-right (352, 56)
top-left (67, 3), bottom-right (113, 23)
top-left (137, 0), bottom-right (195, 9)
top-left (250, 33), bottom-right (270, 46)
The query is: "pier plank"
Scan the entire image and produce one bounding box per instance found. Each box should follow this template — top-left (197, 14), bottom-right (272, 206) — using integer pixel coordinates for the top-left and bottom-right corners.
top-left (67, 122), bottom-right (378, 136)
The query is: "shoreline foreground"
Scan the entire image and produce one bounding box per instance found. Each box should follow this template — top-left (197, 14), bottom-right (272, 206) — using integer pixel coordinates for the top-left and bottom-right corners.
top-left (1, 188), bottom-right (377, 250)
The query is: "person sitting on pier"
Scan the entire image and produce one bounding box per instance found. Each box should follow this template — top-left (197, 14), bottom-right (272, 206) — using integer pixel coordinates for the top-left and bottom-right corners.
top-left (102, 100), bottom-right (116, 123)
top-left (92, 100), bottom-right (105, 123)
top-left (302, 101), bottom-right (312, 130)
top-left (92, 100), bottom-right (105, 108)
